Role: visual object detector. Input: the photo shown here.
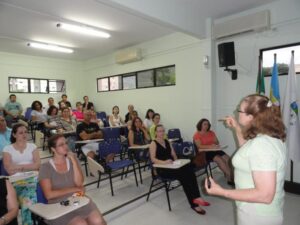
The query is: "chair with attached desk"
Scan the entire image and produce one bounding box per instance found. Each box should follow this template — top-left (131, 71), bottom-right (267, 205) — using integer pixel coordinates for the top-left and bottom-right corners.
top-left (96, 111), bottom-right (109, 127)
top-left (98, 140), bottom-right (139, 196)
top-left (192, 142), bottom-right (213, 178)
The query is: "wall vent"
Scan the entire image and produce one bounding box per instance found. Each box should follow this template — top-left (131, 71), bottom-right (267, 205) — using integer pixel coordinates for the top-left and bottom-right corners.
top-left (213, 10), bottom-right (270, 39)
top-left (115, 48), bottom-right (142, 64)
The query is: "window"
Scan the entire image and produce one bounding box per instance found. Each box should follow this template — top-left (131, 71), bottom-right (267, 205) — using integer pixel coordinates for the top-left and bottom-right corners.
top-left (123, 74), bottom-right (136, 90)
top-left (137, 70), bottom-right (154, 88)
top-left (96, 64), bottom-right (175, 92)
top-left (8, 77), bottom-right (65, 94)
top-left (156, 66), bottom-right (176, 86)
top-left (109, 76), bottom-right (122, 91)
top-left (97, 78), bottom-right (109, 92)
top-left (9, 78), bottom-right (29, 93)
top-left (260, 42), bottom-right (300, 76)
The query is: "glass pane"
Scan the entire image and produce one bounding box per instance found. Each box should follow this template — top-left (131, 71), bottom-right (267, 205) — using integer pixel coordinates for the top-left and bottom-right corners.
top-left (109, 76), bottom-right (122, 90)
top-left (123, 75), bottom-right (136, 90)
top-left (137, 70), bottom-right (154, 88)
top-left (156, 66), bottom-right (176, 86)
top-left (49, 80), bottom-right (65, 93)
top-left (262, 44), bottom-right (300, 76)
top-left (9, 78), bottom-right (29, 93)
top-left (97, 78), bottom-right (109, 91)
top-left (30, 79), bottom-right (48, 93)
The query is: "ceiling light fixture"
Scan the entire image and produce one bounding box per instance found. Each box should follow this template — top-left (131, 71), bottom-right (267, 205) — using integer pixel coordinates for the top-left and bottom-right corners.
top-left (27, 42), bottom-right (74, 53)
top-left (56, 23), bottom-right (110, 38)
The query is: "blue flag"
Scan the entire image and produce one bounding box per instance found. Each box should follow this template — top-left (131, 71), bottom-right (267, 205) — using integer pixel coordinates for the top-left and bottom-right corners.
top-left (270, 55), bottom-right (280, 106)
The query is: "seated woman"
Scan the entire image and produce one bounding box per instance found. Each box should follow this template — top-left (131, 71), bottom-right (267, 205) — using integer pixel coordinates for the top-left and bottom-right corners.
top-left (73, 102), bottom-right (84, 122)
top-left (193, 118), bottom-right (233, 184)
top-left (149, 113), bottom-right (166, 140)
top-left (128, 117), bottom-right (150, 146)
top-left (149, 124), bottom-right (209, 215)
top-left (143, 109), bottom-right (154, 130)
top-left (59, 107), bottom-right (77, 133)
top-left (126, 110), bottom-right (138, 131)
top-left (44, 105), bottom-right (61, 130)
top-left (39, 134), bottom-right (106, 225)
top-left (0, 178), bottom-right (19, 225)
top-left (109, 106), bottom-right (125, 127)
top-left (31, 100), bottom-right (47, 130)
top-left (3, 123), bottom-right (41, 225)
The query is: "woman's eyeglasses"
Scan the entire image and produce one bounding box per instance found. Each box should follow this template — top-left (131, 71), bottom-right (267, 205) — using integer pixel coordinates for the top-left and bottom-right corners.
top-left (237, 109), bottom-right (247, 114)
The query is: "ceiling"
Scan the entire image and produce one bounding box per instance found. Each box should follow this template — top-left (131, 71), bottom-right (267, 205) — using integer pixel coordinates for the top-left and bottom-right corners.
top-left (0, 0), bottom-right (275, 61)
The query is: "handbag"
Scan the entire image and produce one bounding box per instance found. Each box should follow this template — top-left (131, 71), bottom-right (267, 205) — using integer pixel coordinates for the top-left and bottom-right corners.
top-left (192, 151), bottom-right (207, 167)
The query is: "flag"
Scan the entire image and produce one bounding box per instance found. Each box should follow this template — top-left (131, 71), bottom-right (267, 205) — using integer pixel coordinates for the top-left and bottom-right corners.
top-left (270, 55), bottom-right (280, 106)
top-left (282, 51), bottom-right (300, 162)
top-left (256, 56), bottom-right (265, 95)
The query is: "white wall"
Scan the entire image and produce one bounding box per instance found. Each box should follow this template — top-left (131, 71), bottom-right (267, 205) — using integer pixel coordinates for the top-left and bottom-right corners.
top-left (0, 52), bottom-right (84, 110)
top-left (213, 0), bottom-right (300, 181)
top-left (84, 32), bottom-right (212, 140)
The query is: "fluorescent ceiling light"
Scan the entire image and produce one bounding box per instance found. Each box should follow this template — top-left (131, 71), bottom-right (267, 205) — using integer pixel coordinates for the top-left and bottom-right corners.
top-left (27, 42), bottom-right (74, 53)
top-left (57, 23), bottom-right (110, 38)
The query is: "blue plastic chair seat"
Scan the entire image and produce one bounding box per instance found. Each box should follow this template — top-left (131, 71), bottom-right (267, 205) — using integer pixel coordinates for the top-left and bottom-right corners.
top-left (107, 159), bottom-right (134, 170)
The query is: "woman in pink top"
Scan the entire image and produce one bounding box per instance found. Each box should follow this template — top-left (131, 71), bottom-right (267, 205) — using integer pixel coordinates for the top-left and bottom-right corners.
top-left (72, 102), bottom-right (84, 122)
top-left (193, 118), bottom-right (233, 184)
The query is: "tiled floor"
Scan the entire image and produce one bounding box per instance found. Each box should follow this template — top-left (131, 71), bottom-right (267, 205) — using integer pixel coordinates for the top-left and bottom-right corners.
top-left (38, 148), bottom-right (300, 225)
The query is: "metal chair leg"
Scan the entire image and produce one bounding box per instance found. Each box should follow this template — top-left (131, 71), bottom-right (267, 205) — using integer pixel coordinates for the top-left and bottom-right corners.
top-left (146, 179), bottom-right (155, 201)
top-left (165, 182), bottom-right (172, 211)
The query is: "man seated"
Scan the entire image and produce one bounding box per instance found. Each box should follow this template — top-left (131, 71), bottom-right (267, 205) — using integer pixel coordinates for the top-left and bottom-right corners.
top-left (0, 115), bottom-right (11, 158)
top-left (43, 97), bottom-right (57, 113)
top-left (4, 94), bottom-right (26, 127)
top-left (76, 110), bottom-right (103, 160)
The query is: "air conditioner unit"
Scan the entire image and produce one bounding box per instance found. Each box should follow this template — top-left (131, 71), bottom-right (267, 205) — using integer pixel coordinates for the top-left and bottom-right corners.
top-left (115, 48), bottom-right (142, 64)
top-left (213, 10), bottom-right (270, 39)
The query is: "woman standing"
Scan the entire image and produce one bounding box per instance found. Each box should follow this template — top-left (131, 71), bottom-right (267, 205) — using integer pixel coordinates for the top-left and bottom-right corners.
top-left (205, 94), bottom-right (286, 225)
top-left (150, 124), bottom-right (210, 215)
top-left (39, 134), bottom-right (106, 225)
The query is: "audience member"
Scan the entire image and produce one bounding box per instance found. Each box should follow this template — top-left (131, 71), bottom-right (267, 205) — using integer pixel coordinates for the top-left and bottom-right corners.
top-left (31, 100), bottom-right (47, 129)
top-left (43, 97), bottom-right (57, 114)
top-left (205, 94), bottom-right (287, 225)
top-left (126, 110), bottom-right (138, 130)
top-left (193, 118), bottom-right (233, 184)
top-left (0, 116), bottom-right (11, 158)
top-left (125, 104), bottom-right (134, 123)
top-left (128, 117), bottom-right (150, 146)
top-left (143, 109), bottom-right (155, 130)
top-left (3, 123), bottom-right (40, 225)
top-left (149, 124), bottom-right (210, 215)
top-left (109, 106), bottom-right (125, 127)
top-left (39, 134), bottom-right (106, 225)
top-left (73, 102), bottom-right (84, 122)
top-left (82, 96), bottom-right (94, 111)
top-left (59, 107), bottom-right (77, 132)
top-left (90, 110), bottom-right (104, 128)
top-left (149, 113), bottom-right (163, 140)
top-left (0, 178), bottom-right (18, 225)
top-left (44, 106), bottom-right (60, 130)
top-left (58, 94), bottom-right (72, 110)
top-left (4, 94), bottom-right (25, 127)
top-left (76, 110), bottom-right (103, 160)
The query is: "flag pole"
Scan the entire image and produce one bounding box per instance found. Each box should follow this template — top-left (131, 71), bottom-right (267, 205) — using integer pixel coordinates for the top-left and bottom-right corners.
top-left (284, 50), bottom-right (300, 194)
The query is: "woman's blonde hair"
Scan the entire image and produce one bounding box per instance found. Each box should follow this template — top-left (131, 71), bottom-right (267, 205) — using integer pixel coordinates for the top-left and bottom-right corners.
top-left (241, 94), bottom-right (286, 141)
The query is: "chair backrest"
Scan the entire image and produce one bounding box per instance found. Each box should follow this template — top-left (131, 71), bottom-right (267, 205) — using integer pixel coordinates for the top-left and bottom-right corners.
top-left (98, 140), bottom-right (122, 159)
top-left (97, 112), bottom-right (109, 127)
top-left (172, 141), bottom-right (194, 158)
top-left (130, 148), bottom-right (150, 162)
top-left (0, 160), bottom-right (9, 176)
top-left (102, 127), bottom-right (121, 142)
top-left (167, 128), bottom-right (183, 142)
top-left (36, 183), bottom-right (48, 204)
top-left (24, 107), bottom-right (32, 121)
top-left (87, 156), bottom-right (105, 174)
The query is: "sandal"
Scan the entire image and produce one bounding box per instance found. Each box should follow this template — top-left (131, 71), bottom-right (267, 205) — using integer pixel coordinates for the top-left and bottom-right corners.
top-left (193, 198), bottom-right (210, 206)
top-left (192, 206), bottom-right (206, 215)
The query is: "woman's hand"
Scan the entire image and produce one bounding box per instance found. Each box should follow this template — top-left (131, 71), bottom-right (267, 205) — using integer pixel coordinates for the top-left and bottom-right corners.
top-left (224, 116), bottom-right (239, 130)
top-left (67, 152), bottom-right (77, 162)
top-left (205, 177), bottom-right (224, 196)
top-left (164, 159), bottom-right (173, 164)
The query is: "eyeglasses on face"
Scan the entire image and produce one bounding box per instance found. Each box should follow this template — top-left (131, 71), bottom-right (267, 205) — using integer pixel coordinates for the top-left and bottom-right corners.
top-left (237, 109), bottom-right (247, 114)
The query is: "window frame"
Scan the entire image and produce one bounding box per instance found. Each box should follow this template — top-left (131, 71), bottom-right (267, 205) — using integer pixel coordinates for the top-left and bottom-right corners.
top-left (259, 42), bottom-right (300, 77)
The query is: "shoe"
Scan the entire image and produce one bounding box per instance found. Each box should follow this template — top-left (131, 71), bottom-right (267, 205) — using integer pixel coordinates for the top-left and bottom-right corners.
top-left (193, 198), bottom-right (210, 206)
top-left (192, 207), bottom-right (206, 215)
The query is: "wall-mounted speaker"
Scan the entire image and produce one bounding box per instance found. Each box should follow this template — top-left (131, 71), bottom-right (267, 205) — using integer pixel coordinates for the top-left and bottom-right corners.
top-left (218, 42), bottom-right (235, 67)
